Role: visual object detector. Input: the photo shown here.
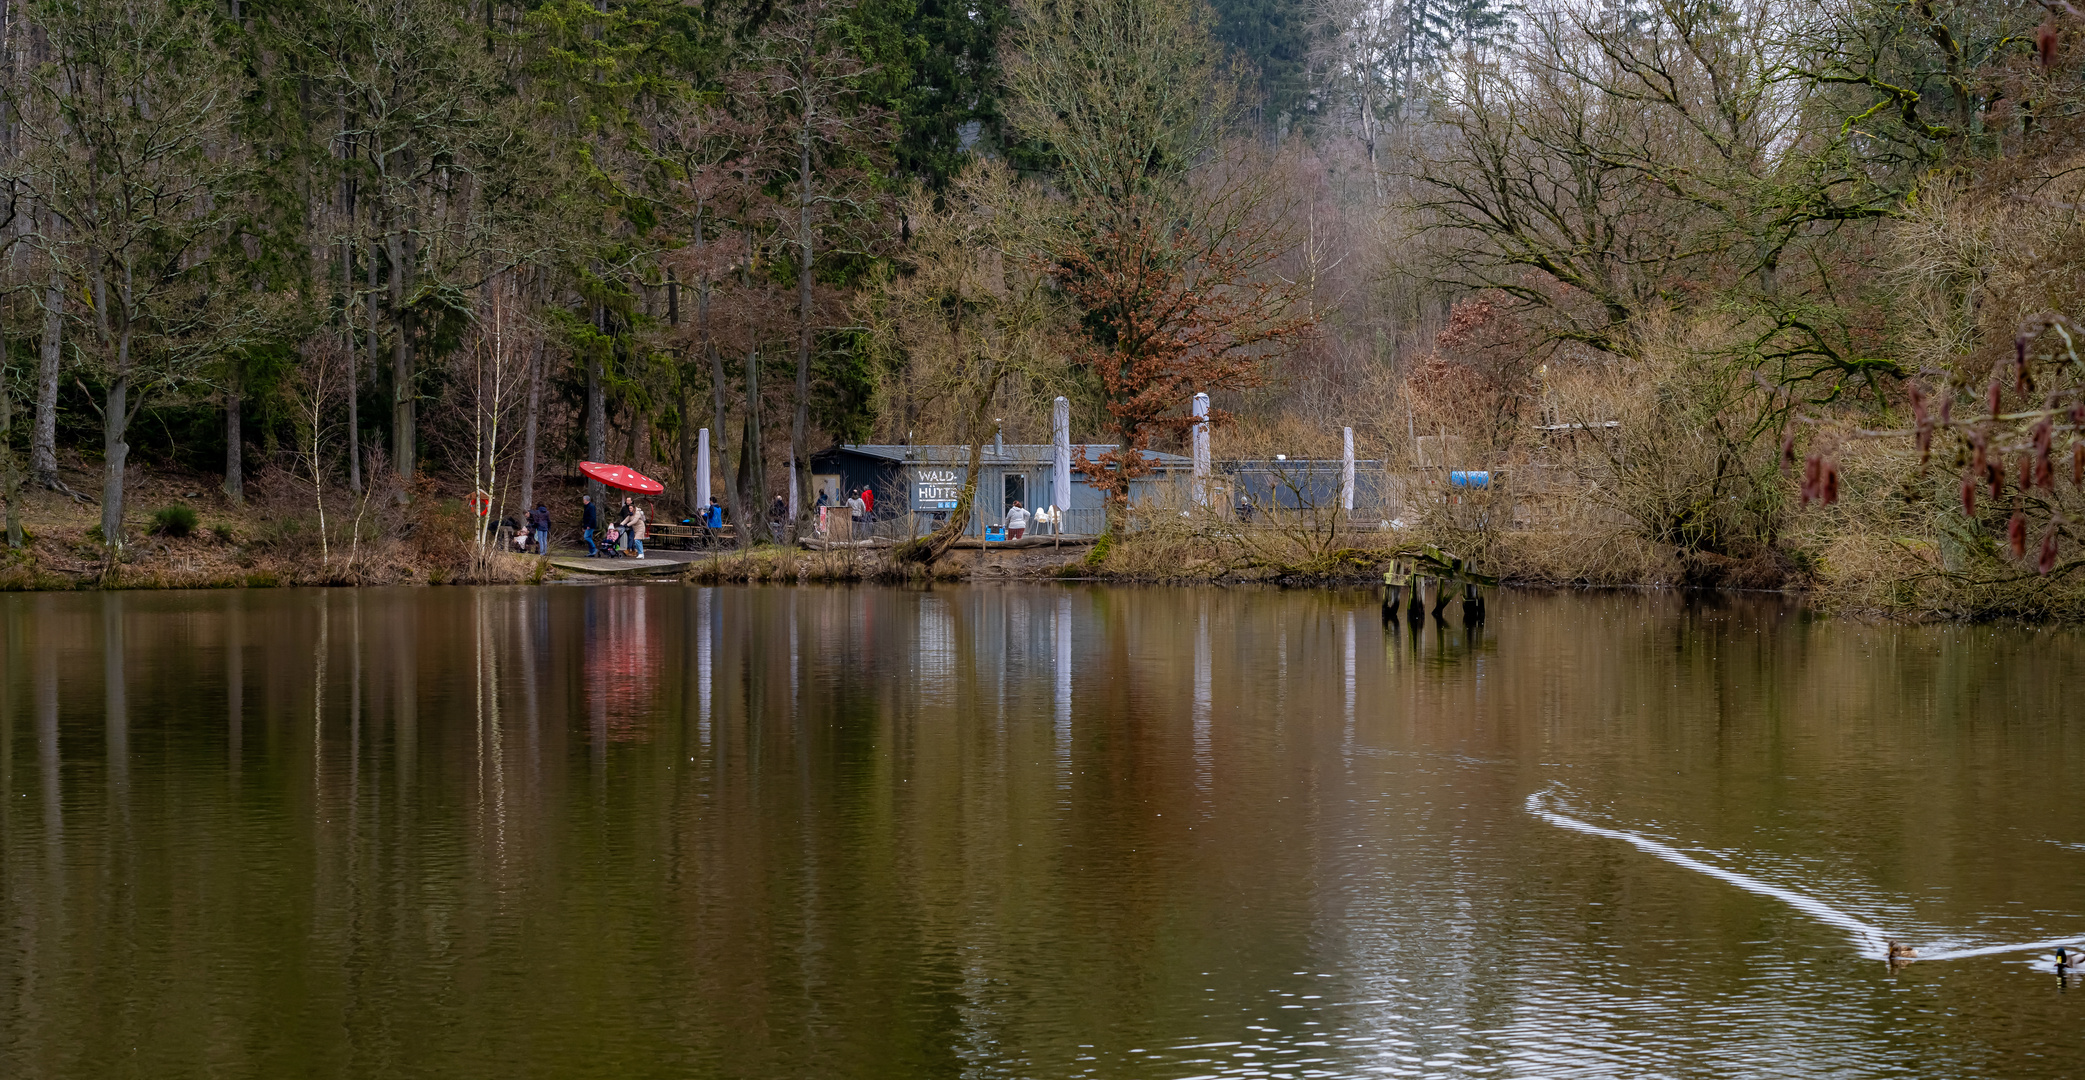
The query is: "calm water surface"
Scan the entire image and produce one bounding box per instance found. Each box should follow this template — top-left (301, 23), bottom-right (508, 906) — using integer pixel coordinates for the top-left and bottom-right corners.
top-left (2, 584), bottom-right (2083, 1078)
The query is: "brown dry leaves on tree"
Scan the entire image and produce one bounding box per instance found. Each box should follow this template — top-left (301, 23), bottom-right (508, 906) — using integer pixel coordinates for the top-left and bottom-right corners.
top-left (1057, 198), bottom-right (1317, 518)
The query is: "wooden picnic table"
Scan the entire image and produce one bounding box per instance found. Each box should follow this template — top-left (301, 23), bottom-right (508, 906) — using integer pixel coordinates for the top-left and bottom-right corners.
top-left (646, 523), bottom-right (734, 550)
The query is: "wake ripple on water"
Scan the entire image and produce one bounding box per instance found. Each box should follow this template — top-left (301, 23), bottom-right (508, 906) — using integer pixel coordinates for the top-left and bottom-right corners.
top-left (1525, 786), bottom-right (2085, 963)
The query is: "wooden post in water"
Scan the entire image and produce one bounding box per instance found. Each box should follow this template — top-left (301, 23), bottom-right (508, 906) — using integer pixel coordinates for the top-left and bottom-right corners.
top-left (1382, 563), bottom-right (1402, 625)
top-left (1406, 566), bottom-right (1425, 624)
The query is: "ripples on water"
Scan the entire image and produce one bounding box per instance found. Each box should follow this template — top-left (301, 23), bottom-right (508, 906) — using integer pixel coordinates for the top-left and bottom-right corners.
top-left (1, 585), bottom-right (2083, 1078)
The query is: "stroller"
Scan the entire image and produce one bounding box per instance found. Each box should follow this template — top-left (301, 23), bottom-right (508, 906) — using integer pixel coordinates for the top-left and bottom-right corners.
top-left (600, 525), bottom-right (624, 557)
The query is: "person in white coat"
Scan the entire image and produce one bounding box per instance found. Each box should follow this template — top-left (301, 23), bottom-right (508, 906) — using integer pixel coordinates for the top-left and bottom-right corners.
top-left (1005, 500), bottom-right (1029, 540)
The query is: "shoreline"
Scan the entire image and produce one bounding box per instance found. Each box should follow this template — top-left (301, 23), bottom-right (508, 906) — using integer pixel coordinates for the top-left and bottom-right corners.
top-left (0, 462), bottom-right (2063, 622)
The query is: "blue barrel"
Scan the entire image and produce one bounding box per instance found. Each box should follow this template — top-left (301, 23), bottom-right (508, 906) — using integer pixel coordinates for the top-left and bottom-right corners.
top-left (1449, 470), bottom-right (1490, 488)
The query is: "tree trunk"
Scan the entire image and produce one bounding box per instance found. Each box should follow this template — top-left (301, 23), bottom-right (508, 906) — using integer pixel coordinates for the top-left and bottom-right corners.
top-left (388, 225), bottom-right (414, 489)
top-left (344, 334), bottom-right (361, 494)
top-left (340, 101), bottom-right (362, 494)
top-left (586, 303), bottom-right (606, 504)
top-left (31, 263), bottom-right (61, 487)
top-left (894, 363), bottom-right (1004, 565)
top-left (789, 127), bottom-right (814, 544)
top-left (341, 245), bottom-right (361, 494)
top-left (102, 370), bottom-right (129, 554)
top-left (669, 270), bottom-right (694, 510)
top-left (520, 331), bottom-right (543, 511)
top-left (366, 239), bottom-right (380, 482)
top-left (1, 366), bottom-right (24, 548)
top-left (736, 347), bottom-right (763, 548)
top-left (706, 294), bottom-right (736, 537)
top-left (224, 380), bottom-right (243, 506)
top-left (678, 376), bottom-right (697, 509)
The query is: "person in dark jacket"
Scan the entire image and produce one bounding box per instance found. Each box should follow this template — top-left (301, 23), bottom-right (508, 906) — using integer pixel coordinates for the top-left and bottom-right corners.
top-left (580, 495), bottom-right (599, 556)
top-left (529, 504), bottom-right (551, 555)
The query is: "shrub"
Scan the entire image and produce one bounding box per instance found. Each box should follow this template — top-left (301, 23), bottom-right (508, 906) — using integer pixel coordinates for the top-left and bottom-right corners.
top-left (149, 504), bottom-right (198, 538)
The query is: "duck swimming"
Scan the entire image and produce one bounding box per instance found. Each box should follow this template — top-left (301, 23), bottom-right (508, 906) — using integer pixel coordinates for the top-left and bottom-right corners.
top-left (2057, 946), bottom-right (2083, 969)
top-left (1886, 941), bottom-right (1917, 960)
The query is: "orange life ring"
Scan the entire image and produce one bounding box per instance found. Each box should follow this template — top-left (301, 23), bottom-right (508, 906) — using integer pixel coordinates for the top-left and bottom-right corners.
top-left (467, 490), bottom-right (493, 516)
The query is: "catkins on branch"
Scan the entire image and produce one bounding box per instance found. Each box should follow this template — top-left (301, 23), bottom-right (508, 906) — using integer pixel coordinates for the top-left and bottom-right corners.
top-left (1799, 454), bottom-right (1840, 507)
top-left (1988, 380), bottom-right (2004, 416)
top-left (1780, 429), bottom-right (1796, 472)
top-left (2041, 528), bottom-right (2060, 575)
top-left (1969, 429), bottom-right (2002, 498)
top-left (2010, 511), bottom-right (2029, 560)
top-left (1961, 472), bottom-right (1977, 516)
top-left (2032, 420), bottom-right (2055, 491)
top-left (2012, 321), bottom-right (2039, 394)
top-left (2074, 440), bottom-right (2083, 487)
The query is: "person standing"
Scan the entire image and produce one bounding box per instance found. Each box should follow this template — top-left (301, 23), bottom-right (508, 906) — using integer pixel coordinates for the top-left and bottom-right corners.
top-left (630, 503), bottom-right (648, 558)
top-left (618, 498), bottom-right (638, 556)
top-left (847, 489), bottom-right (866, 522)
top-left (580, 495), bottom-right (599, 556)
top-left (859, 485), bottom-right (874, 517)
top-left (529, 503), bottom-right (551, 554)
top-left (1005, 500), bottom-right (1029, 540)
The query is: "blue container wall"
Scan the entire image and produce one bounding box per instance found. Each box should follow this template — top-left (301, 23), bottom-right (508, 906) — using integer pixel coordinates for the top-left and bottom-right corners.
top-left (894, 461), bottom-right (1175, 536)
top-left (1224, 462), bottom-right (1386, 510)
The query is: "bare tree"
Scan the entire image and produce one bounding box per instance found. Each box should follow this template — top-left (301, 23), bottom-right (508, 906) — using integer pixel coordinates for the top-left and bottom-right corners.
top-left (286, 343), bottom-right (347, 568)
top-left (1005, 0), bottom-right (1316, 531)
top-left (871, 161), bottom-right (1074, 564)
top-left (749, 0), bottom-right (893, 542)
top-left (318, 0), bottom-right (502, 492)
top-left (7, 0), bottom-right (268, 557)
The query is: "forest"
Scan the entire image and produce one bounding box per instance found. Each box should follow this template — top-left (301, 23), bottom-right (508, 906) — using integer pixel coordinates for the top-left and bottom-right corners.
top-left (2, 0), bottom-right (2084, 616)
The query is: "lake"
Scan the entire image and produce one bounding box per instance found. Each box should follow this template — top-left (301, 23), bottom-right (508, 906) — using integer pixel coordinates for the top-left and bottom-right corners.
top-left (2, 584), bottom-right (2082, 1078)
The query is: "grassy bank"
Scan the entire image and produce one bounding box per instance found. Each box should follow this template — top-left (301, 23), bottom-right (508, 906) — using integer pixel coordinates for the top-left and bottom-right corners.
top-left (6, 452), bottom-right (2073, 623)
top-left (0, 457), bottom-right (543, 590)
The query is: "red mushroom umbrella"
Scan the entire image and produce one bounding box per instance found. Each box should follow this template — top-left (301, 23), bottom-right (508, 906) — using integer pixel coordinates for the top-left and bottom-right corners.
top-left (578, 460), bottom-right (665, 495)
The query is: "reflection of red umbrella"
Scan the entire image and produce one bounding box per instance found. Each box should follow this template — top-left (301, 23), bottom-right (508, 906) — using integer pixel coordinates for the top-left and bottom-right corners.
top-left (579, 461), bottom-right (665, 494)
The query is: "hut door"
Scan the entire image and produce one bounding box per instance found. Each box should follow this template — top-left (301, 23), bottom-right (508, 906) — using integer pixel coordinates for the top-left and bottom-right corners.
top-left (1003, 474), bottom-right (1026, 515)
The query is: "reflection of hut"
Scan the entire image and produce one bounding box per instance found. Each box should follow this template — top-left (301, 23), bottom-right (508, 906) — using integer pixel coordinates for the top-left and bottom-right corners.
top-left (810, 442), bottom-right (1193, 537)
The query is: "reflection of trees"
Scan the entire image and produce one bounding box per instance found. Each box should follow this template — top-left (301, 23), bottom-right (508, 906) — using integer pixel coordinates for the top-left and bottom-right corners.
top-left (2, 586), bottom-right (2081, 1073)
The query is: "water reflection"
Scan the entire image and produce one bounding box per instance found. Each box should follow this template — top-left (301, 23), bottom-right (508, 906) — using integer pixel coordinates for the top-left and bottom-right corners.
top-left (0, 585), bottom-right (2082, 1078)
